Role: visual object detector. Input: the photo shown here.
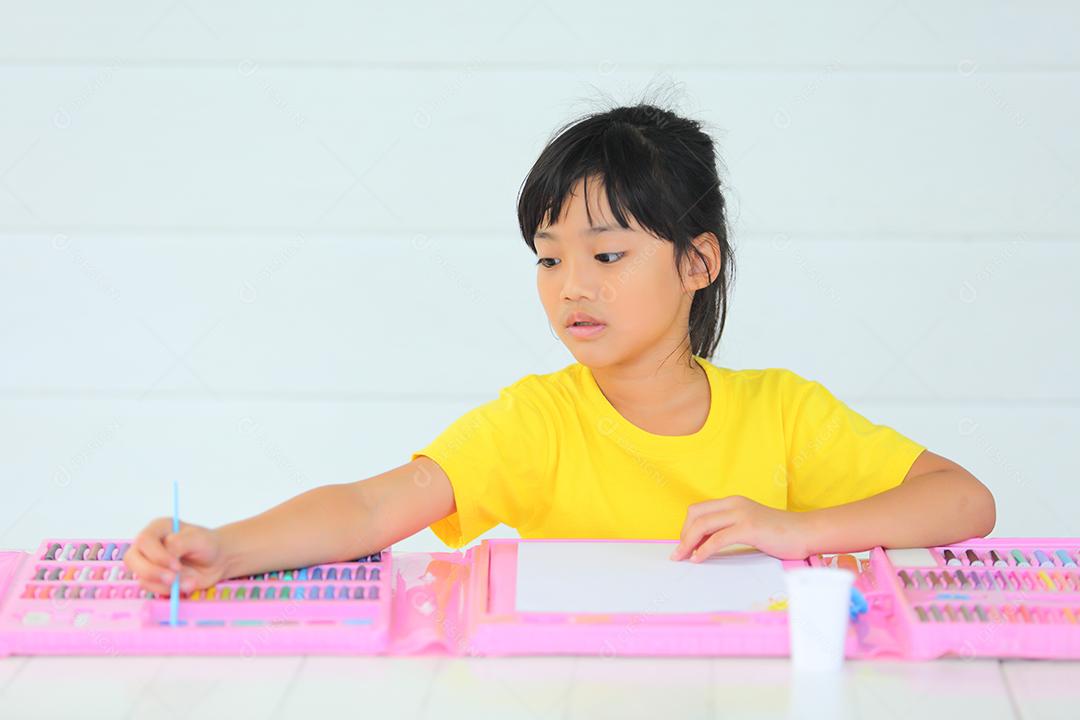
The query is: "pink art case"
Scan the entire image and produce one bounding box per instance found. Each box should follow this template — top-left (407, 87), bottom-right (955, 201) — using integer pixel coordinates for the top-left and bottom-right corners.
top-left (1, 536), bottom-right (1078, 659)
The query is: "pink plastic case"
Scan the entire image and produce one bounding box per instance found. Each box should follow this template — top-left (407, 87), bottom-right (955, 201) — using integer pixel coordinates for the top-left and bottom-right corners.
top-left (1, 536), bottom-right (1078, 659)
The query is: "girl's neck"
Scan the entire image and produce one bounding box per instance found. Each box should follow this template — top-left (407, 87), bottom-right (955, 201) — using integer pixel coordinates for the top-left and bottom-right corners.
top-left (589, 350), bottom-right (708, 427)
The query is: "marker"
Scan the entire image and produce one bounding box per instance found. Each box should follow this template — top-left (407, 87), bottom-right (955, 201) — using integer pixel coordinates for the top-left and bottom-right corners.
top-left (1054, 549), bottom-right (1076, 567)
top-left (965, 549), bottom-right (984, 566)
top-left (1010, 549), bottom-right (1030, 567)
top-left (943, 549), bottom-right (961, 566)
top-left (1033, 549), bottom-right (1054, 568)
top-left (989, 550), bottom-right (1007, 567)
top-left (170, 480), bottom-right (180, 628)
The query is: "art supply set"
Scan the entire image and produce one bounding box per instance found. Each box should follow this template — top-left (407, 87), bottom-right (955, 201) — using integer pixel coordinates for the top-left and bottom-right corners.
top-left (0, 538), bottom-right (390, 655)
top-left (1, 537), bottom-right (1078, 659)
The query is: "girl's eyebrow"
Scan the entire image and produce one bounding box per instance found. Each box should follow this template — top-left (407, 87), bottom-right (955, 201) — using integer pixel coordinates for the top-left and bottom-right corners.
top-left (535, 224), bottom-right (621, 241)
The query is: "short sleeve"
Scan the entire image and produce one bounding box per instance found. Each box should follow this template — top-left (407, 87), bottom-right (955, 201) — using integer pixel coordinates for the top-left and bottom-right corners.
top-left (780, 370), bottom-right (926, 512)
top-left (410, 381), bottom-right (553, 549)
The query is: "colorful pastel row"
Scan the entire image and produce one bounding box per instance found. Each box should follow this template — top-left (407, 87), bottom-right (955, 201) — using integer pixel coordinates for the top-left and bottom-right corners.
top-left (913, 603), bottom-right (1080, 624)
top-left (39, 541), bottom-right (384, 567)
top-left (941, 547), bottom-right (1078, 568)
top-left (20, 583), bottom-right (381, 601)
top-left (898, 568), bottom-right (1078, 593)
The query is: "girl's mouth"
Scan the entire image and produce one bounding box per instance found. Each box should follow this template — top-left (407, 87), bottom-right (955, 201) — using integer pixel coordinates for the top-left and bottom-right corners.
top-left (567, 322), bottom-right (607, 339)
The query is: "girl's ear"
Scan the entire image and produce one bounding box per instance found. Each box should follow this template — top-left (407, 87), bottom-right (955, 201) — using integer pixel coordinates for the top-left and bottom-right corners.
top-left (683, 232), bottom-right (722, 291)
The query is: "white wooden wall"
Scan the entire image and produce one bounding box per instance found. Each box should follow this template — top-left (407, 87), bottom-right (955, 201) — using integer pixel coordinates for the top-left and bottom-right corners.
top-left (1, 2), bottom-right (1077, 553)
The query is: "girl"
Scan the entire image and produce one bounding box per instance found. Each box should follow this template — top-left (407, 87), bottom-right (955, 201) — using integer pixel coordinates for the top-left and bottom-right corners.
top-left (125, 103), bottom-right (996, 597)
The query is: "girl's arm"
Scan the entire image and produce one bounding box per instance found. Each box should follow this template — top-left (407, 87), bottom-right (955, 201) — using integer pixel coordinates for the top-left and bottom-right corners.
top-left (798, 449), bottom-right (996, 555)
top-left (218, 456), bottom-right (455, 578)
top-left (125, 456), bottom-right (455, 594)
top-left (671, 450), bottom-right (996, 561)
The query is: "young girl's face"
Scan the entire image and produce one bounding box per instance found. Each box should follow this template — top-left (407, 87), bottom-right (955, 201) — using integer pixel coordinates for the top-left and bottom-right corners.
top-left (535, 177), bottom-right (699, 368)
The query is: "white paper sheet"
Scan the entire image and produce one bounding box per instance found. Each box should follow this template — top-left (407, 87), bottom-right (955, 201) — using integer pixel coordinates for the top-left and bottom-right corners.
top-left (514, 541), bottom-right (789, 614)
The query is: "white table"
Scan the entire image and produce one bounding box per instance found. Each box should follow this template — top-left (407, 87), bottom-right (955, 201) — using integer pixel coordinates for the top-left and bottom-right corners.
top-left (1, 655), bottom-right (1076, 719)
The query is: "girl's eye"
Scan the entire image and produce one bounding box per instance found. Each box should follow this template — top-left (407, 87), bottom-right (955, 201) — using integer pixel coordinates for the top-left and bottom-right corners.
top-left (535, 252), bottom-right (625, 269)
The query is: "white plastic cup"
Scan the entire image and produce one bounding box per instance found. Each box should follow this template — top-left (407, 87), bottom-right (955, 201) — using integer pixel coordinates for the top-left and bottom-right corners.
top-left (784, 567), bottom-right (854, 672)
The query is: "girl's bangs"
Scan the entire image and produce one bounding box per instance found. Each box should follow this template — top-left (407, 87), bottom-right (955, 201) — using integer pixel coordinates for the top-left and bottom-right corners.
top-left (518, 123), bottom-right (678, 252)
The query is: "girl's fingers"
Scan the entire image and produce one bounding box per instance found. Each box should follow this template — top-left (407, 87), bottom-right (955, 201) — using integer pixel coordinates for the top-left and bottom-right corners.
top-left (680, 497), bottom-right (741, 536)
top-left (681, 498), bottom-right (725, 528)
top-left (124, 546), bottom-right (173, 594)
top-left (124, 520), bottom-right (217, 596)
top-left (673, 511), bottom-right (735, 560)
top-left (132, 521), bottom-right (180, 570)
top-left (689, 528), bottom-right (739, 563)
top-left (123, 545), bottom-right (158, 581)
top-left (165, 525), bottom-right (212, 565)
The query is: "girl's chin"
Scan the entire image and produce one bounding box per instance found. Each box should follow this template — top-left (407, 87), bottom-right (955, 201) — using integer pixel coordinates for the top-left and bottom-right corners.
top-left (568, 344), bottom-right (619, 364)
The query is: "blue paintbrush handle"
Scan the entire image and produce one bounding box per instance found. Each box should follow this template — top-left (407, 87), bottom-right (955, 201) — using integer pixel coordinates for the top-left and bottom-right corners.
top-left (169, 480), bottom-right (179, 627)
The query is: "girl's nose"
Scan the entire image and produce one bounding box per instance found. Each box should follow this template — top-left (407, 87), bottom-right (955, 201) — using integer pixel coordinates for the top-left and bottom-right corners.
top-left (560, 262), bottom-right (599, 302)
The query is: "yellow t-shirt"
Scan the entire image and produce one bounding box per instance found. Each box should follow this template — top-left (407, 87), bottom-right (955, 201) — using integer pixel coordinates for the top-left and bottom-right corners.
top-left (411, 355), bottom-right (926, 549)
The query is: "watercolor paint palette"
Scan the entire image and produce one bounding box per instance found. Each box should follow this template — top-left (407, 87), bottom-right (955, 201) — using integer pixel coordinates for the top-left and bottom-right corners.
top-left (1, 536), bottom-right (1079, 658)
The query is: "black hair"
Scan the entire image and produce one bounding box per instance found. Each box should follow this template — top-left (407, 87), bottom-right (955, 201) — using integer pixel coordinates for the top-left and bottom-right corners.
top-left (516, 99), bottom-right (735, 361)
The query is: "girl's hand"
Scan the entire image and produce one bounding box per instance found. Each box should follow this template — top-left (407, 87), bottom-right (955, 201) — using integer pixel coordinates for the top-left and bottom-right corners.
top-left (669, 496), bottom-right (812, 562)
top-left (123, 517), bottom-right (229, 596)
